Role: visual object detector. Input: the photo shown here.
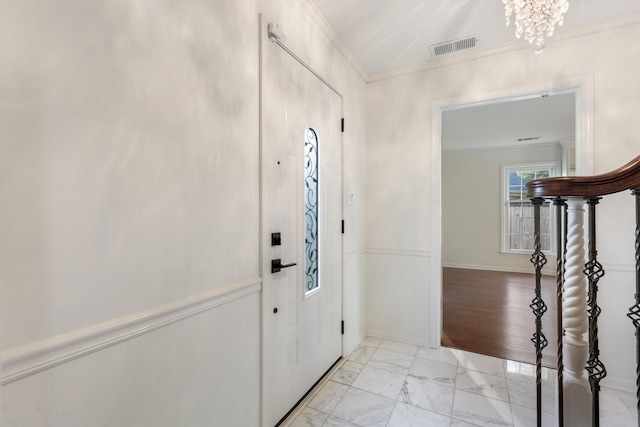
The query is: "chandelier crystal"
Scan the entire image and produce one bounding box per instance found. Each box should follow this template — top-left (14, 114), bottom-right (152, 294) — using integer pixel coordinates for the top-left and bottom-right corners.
top-left (503, 0), bottom-right (569, 53)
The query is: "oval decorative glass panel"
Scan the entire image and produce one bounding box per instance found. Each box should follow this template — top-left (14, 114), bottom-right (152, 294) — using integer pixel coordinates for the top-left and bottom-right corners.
top-left (304, 128), bottom-right (319, 293)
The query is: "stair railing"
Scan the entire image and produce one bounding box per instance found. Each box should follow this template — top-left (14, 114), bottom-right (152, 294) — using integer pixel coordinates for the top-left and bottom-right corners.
top-left (526, 155), bottom-right (640, 427)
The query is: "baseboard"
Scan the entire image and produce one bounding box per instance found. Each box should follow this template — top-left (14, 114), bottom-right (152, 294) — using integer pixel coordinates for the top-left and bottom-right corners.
top-left (364, 331), bottom-right (430, 348)
top-left (602, 262), bottom-right (635, 273)
top-left (602, 376), bottom-right (635, 394)
top-left (442, 263), bottom-right (551, 275)
top-left (344, 332), bottom-right (367, 357)
top-left (1, 277), bottom-right (262, 385)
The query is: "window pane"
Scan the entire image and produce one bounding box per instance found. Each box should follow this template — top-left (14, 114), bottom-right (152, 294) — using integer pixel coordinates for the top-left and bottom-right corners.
top-left (508, 171), bottom-right (523, 199)
top-left (522, 204), bottom-right (533, 221)
top-left (541, 235), bottom-right (551, 251)
top-left (510, 234), bottom-right (521, 250)
top-left (505, 165), bottom-right (555, 252)
top-left (523, 216), bottom-right (534, 235)
top-left (304, 128), bottom-right (319, 293)
top-left (535, 170), bottom-right (550, 179)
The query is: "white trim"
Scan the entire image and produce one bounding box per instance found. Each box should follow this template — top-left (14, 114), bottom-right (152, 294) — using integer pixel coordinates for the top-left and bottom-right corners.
top-left (602, 263), bottom-right (636, 273)
top-left (366, 248), bottom-right (431, 258)
top-left (367, 12), bottom-right (640, 83)
top-left (1, 277), bottom-right (262, 385)
top-left (345, 248), bottom-right (366, 259)
top-left (441, 262), bottom-right (635, 275)
top-left (430, 98), bottom-right (443, 349)
top-left (442, 263), bottom-right (555, 276)
top-left (431, 76), bottom-right (594, 351)
top-left (343, 332), bottom-right (366, 358)
top-left (364, 331), bottom-right (430, 348)
top-left (603, 378), bottom-right (635, 394)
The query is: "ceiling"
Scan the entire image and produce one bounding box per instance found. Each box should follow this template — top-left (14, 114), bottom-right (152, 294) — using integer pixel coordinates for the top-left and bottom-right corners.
top-left (311, 0), bottom-right (640, 79)
top-left (442, 92), bottom-right (575, 152)
top-left (309, 0), bottom-right (639, 153)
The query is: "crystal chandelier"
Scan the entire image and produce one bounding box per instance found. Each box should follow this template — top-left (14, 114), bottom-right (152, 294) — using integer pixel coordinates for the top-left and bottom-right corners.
top-left (503, 0), bottom-right (569, 53)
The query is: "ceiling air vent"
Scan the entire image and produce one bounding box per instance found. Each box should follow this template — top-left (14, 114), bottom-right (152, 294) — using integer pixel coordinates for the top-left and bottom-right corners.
top-left (430, 35), bottom-right (477, 57)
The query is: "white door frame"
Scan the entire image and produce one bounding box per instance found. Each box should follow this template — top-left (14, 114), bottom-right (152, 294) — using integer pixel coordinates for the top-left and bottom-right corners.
top-left (429, 76), bottom-right (594, 348)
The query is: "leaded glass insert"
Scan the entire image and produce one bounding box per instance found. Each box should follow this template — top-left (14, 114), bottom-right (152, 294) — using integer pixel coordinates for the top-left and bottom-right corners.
top-left (304, 128), bottom-right (319, 293)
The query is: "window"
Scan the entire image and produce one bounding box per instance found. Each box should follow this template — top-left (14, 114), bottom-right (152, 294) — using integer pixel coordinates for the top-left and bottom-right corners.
top-left (304, 128), bottom-right (319, 293)
top-left (502, 162), bottom-right (559, 254)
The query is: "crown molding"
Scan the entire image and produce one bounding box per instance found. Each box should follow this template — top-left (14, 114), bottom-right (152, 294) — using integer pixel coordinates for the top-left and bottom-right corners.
top-left (366, 10), bottom-right (640, 83)
top-left (296, 0), bottom-right (370, 82)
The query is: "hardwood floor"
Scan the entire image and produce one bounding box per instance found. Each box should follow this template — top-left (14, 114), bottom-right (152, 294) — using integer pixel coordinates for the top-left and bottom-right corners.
top-left (442, 267), bottom-right (557, 366)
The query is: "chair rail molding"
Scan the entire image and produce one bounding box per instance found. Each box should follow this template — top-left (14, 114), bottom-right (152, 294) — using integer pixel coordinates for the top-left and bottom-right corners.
top-left (1, 277), bottom-right (262, 385)
top-left (366, 247), bottom-right (430, 258)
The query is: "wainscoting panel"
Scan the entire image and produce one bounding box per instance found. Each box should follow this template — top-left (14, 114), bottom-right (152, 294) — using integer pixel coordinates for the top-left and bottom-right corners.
top-left (597, 267), bottom-right (636, 392)
top-left (1, 280), bottom-right (262, 426)
top-left (365, 249), bottom-right (431, 346)
top-left (2, 277), bottom-right (261, 385)
top-left (343, 249), bottom-right (366, 355)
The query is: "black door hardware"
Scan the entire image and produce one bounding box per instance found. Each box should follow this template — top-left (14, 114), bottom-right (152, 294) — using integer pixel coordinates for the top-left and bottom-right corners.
top-left (271, 259), bottom-right (297, 274)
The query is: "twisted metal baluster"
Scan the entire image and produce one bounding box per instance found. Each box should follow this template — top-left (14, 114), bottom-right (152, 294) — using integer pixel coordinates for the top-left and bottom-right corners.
top-left (554, 197), bottom-right (567, 427)
top-left (584, 197), bottom-right (606, 427)
top-left (531, 197), bottom-right (548, 427)
top-left (628, 187), bottom-right (640, 427)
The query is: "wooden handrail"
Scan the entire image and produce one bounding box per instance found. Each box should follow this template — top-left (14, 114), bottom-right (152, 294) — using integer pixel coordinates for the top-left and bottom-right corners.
top-left (526, 155), bottom-right (640, 198)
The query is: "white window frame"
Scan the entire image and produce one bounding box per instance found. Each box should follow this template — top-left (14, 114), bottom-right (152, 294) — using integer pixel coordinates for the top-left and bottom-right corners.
top-left (501, 161), bottom-right (560, 255)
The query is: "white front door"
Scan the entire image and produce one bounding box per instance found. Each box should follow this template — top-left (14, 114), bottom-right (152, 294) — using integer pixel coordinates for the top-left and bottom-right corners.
top-left (261, 26), bottom-right (343, 427)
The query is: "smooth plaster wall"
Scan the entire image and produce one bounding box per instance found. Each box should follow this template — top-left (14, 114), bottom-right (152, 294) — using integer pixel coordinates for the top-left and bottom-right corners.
top-left (0, 0), bottom-right (261, 352)
top-left (365, 20), bottom-right (640, 390)
top-left (442, 144), bottom-right (562, 273)
top-left (0, 1), bottom-right (262, 424)
top-left (0, 0), bottom-right (367, 424)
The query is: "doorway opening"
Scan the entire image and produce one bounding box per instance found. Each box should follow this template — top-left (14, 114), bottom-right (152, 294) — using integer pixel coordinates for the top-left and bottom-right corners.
top-left (429, 77), bottom-right (594, 352)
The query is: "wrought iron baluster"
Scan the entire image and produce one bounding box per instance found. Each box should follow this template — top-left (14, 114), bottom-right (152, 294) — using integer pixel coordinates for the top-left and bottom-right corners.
top-left (530, 197), bottom-right (548, 427)
top-left (584, 197), bottom-right (606, 427)
top-left (554, 197), bottom-right (567, 427)
top-left (628, 187), bottom-right (640, 427)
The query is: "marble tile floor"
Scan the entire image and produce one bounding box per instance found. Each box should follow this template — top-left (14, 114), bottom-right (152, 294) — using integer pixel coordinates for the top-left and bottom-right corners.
top-left (281, 336), bottom-right (636, 427)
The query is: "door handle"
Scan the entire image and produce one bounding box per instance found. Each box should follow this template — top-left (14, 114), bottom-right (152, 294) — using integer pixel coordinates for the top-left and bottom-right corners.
top-left (271, 259), bottom-right (297, 274)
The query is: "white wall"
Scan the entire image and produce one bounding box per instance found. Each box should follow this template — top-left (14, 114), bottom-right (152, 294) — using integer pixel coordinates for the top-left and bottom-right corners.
top-left (365, 20), bottom-right (640, 389)
top-left (364, 73), bottom-right (432, 345)
top-left (0, 0), bottom-right (367, 425)
top-left (442, 144), bottom-right (562, 273)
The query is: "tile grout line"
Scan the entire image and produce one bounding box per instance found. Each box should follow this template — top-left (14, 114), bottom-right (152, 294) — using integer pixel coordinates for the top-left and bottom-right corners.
top-left (284, 337), bottom-right (582, 427)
